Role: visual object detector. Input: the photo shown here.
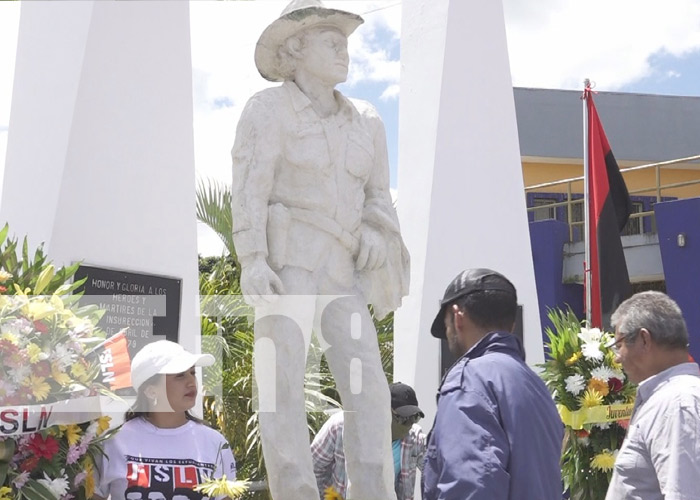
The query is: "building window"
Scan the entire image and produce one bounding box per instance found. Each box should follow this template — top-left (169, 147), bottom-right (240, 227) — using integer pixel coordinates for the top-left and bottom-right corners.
top-left (533, 198), bottom-right (557, 221)
top-left (622, 202), bottom-right (644, 236)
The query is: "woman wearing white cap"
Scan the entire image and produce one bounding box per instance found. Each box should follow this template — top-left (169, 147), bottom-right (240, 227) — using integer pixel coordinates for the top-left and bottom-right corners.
top-left (95, 340), bottom-right (236, 500)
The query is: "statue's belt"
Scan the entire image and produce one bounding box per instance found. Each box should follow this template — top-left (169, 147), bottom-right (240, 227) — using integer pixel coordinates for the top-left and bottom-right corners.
top-left (287, 206), bottom-right (360, 254)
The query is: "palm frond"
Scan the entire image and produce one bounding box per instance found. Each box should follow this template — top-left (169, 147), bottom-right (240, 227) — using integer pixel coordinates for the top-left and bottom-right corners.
top-left (196, 178), bottom-right (237, 259)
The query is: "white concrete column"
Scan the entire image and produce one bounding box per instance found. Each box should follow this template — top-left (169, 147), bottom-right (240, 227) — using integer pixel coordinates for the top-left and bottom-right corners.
top-left (2, 1), bottom-right (199, 355)
top-left (395, 0), bottom-right (542, 426)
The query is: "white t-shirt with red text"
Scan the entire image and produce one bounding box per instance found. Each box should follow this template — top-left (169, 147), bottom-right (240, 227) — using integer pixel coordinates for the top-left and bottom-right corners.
top-left (97, 418), bottom-right (236, 500)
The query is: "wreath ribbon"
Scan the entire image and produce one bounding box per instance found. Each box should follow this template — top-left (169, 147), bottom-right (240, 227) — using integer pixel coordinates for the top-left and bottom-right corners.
top-left (0, 395), bottom-right (114, 438)
top-left (557, 403), bottom-right (634, 430)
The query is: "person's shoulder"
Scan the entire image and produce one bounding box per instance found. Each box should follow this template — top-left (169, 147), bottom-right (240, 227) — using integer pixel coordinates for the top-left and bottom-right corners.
top-left (116, 417), bottom-right (146, 434)
top-left (346, 97), bottom-right (382, 121)
top-left (657, 375), bottom-right (700, 410)
top-left (347, 97), bottom-right (377, 112)
top-left (190, 421), bottom-right (228, 440)
top-left (324, 410), bottom-right (345, 430)
top-left (241, 86), bottom-right (287, 114)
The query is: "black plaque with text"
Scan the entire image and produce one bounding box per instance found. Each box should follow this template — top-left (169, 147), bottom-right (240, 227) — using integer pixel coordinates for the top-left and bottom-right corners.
top-left (74, 265), bottom-right (181, 356)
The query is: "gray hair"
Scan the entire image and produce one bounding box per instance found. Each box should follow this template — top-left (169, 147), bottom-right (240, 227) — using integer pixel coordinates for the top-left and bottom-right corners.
top-left (610, 291), bottom-right (688, 349)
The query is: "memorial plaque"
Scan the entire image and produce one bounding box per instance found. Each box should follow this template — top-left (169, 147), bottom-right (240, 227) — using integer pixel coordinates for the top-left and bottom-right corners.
top-left (74, 265), bottom-right (181, 356)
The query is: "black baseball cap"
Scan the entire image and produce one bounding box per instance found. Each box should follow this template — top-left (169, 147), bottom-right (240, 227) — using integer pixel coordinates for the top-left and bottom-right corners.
top-left (390, 382), bottom-right (424, 418)
top-left (430, 268), bottom-right (516, 339)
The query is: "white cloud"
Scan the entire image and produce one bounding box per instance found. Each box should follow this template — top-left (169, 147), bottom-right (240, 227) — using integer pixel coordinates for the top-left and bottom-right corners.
top-left (502, 0), bottom-right (700, 90)
top-left (189, 1), bottom-right (402, 189)
top-left (380, 83), bottom-right (400, 101)
top-left (4, 0), bottom-right (700, 257)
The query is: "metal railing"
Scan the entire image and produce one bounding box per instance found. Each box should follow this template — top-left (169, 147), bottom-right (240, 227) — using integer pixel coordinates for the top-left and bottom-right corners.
top-left (525, 154), bottom-right (700, 242)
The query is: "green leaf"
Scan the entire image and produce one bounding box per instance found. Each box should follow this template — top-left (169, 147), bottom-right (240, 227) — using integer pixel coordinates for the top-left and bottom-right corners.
top-left (0, 460), bottom-right (8, 486)
top-left (22, 479), bottom-right (56, 500)
top-left (34, 263), bottom-right (55, 295)
top-left (196, 178), bottom-right (237, 259)
top-left (0, 223), bottom-right (9, 248)
top-left (21, 236), bottom-right (29, 274)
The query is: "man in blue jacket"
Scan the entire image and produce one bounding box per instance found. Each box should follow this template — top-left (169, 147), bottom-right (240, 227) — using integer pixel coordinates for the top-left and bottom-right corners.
top-left (422, 268), bottom-right (563, 500)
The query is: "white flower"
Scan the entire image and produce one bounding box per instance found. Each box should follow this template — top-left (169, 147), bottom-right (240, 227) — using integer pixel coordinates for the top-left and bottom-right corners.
top-left (38, 472), bottom-right (70, 499)
top-left (578, 327), bottom-right (604, 343)
top-left (0, 320), bottom-right (21, 337)
top-left (84, 421), bottom-right (99, 442)
top-left (581, 341), bottom-right (604, 362)
top-left (594, 422), bottom-right (611, 430)
top-left (565, 374), bottom-right (587, 396)
top-left (8, 365), bottom-right (31, 384)
top-left (577, 436), bottom-right (590, 446)
top-left (611, 369), bottom-right (625, 382)
top-left (591, 366), bottom-right (615, 382)
top-left (52, 344), bottom-right (75, 369)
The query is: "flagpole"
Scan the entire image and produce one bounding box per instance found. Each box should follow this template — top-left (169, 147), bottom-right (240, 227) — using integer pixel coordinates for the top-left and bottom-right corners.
top-left (583, 78), bottom-right (592, 326)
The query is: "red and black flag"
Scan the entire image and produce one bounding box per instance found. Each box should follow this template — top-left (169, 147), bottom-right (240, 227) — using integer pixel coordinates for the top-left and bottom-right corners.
top-left (86, 329), bottom-right (133, 391)
top-left (586, 88), bottom-right (633, 328)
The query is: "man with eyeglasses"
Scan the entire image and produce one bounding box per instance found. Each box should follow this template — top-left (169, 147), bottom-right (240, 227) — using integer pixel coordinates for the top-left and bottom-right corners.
top-left (605, 291), bottom-right (700, 500)
top-left (311, 382), bottom-right (427, 500)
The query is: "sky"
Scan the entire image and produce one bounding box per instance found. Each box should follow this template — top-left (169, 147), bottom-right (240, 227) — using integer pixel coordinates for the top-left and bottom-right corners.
top-left (1, 0), bottom-right (700, 256)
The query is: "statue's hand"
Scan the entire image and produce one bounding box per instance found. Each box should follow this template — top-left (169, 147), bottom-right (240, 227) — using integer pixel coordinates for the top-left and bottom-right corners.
top-left (356, 225), bottom-right (387, 271)
top-left (239, 255), bottom-right (285, 307)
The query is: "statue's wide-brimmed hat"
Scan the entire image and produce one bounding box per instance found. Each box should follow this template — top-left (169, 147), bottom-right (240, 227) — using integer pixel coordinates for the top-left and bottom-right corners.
top-left (255, 0), bottom-right (364, 82)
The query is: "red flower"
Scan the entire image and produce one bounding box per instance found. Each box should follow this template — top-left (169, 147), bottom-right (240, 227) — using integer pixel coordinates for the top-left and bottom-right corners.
top-left (617, 419), bottom-right (630, 430)
top-left (27, 434), bottom-right (60, 459)
top-left (0, 339), bottom-right (18, 354)
top-left (33, 360), bottom-right (51, 378)
top-left (574, 429), bottom-right (590, 438)
top-left (0, 286), bottom-right (6, 293)
top-left (608, 377), bottom-right (623, 393)
top-left (4, 351), bottom-right (27, 369)
top-left (20, 455), bottom-right (40, 472)
top-left (33, 320), bottom-right (50, 334)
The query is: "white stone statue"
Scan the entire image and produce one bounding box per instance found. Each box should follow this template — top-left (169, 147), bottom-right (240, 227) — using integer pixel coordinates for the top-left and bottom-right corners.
top-left (231, 0), bottom-right (409, 498)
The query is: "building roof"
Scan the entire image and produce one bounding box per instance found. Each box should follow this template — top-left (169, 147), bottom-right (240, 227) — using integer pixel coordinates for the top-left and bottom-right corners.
top-left (513, 87), bottom-right (700, 163)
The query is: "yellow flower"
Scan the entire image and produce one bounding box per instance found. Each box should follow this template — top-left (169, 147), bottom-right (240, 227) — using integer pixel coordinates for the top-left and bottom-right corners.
top-left (565, 351), bottom-right (582, 366)
top-left (51, 363), bottom-right (73, 387)
top-left (324, 486), bottom-right (344, 500)
top-left (587, 378), bottom-right (610, 397)
top-left (28, 375), bottom-right (51, 401)
top-left (96, 416), bottom-right (112, 436)
top-left (22, 298), bottom-right (56, 321)
top-left (0, 486), bottom-right (13, 500)
top-left (193, 476), bottom-right (249, 499)
top-left (0, 332), bottom-right (18, 345)
top-left (71, 362), bottom-right (88, 381)
top-left (591, 450), bottom-right (617, 471)
top-left (610, 358), bottom-right (623, 371)
top-left (83, 459), bottom-right (96, 498)
top-left (59, 424), bottom-right (82, 446)
top-left (26, 343), bottom-right (43, 363)
top-left (579, 388), bottom-right (604, 408)
top-left (0, 269), bottom-right (13, 282)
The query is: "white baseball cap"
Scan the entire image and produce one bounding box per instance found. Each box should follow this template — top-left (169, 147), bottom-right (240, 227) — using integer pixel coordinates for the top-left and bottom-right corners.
top-left (130, 340), bottom-right (215, 392)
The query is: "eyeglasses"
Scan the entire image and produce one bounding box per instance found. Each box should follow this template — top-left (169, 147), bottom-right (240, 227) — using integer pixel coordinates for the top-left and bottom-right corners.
top-left (607, 336), bottom-right (627, 354)
top-left (392, 411), bottom-right (422, 426)
top-left (606, 331), bottom-right (638, 354)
